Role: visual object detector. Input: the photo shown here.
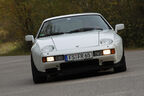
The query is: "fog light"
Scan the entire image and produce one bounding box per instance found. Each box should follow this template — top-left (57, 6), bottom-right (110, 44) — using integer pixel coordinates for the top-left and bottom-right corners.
top-left (47, 56), bottom-right (55, 62)
top-left (55, 55), bottom-right (64, 61)
top-left (93, 51), bottom-right (102, 56)
top-left (103, 49), bottom-right (111, 55)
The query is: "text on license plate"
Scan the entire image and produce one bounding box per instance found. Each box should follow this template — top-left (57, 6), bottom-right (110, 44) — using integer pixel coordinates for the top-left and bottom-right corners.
top-left (65, 52), bottom-right (93, 61)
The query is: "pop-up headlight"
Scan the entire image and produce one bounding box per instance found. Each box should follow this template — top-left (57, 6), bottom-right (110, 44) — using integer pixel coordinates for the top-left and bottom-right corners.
top-left (100, 39), bottom-right (113, 45)
top-left (41, 45), bottom-right (54, 53)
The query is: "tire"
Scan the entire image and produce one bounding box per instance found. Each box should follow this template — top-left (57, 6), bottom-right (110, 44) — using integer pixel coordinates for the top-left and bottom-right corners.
top-left (31, 55), bottom-right (47, 84)
top-left (114, 53), bottom-right (127, 73)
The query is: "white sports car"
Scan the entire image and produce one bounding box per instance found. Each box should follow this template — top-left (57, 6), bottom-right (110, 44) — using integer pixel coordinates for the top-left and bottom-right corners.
top-left (25, 13), bottom-right (127, 83)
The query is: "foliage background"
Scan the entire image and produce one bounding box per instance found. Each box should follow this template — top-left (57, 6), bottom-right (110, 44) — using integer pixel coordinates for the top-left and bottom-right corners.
top-left (0, 0), bottom-right (144, 55)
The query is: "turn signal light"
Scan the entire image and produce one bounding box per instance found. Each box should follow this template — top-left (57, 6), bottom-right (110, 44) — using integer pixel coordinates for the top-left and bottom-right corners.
top-left (111, 49), bottom-right (115, 54)
top-left (42, 57), bottom-right (47, 62)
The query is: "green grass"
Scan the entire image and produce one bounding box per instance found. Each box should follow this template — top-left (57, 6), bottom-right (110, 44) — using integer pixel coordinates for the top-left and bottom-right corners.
top-left (0, 28), bottom-right (30, 56)
top-left (0, 42), bottom-right (30, 56)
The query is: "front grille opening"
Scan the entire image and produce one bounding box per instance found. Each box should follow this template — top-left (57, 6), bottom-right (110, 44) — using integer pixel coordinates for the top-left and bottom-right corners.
top-left (60, 59), bottom-right (99, 70)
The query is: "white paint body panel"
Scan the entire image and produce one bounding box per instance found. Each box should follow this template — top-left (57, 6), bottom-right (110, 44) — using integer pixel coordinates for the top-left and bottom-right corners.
top-left (52, 31), bottom-right (99, 50)
top-left (31, 13), bottom-right (124, 72)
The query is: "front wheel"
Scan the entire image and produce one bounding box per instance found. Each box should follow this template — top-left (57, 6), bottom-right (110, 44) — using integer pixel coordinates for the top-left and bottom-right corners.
top-left (114, 54), bottom-right (127, 72)
top-left (31, 55), bottom-right (47, 84)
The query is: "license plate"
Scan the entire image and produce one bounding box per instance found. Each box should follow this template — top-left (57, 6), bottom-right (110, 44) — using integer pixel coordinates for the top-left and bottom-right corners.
top-left (65, 52), bottom-right (93, 61)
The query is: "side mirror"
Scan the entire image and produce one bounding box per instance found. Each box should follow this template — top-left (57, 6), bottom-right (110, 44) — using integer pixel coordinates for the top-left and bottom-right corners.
top-left (25, 35), bottom-right (34, 43)
top-left (115, 24), bottom-right (124, 33)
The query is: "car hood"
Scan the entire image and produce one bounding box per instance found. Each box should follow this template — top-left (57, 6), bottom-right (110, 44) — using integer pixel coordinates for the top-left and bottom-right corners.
top-left (36, 30), bottom-right (115, 51)
top-left (52, 31), bottom-right (100, 50)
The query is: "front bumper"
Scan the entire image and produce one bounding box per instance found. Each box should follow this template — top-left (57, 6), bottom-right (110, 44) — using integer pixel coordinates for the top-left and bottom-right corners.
top-left (39, 44), bottom-right (120, 72)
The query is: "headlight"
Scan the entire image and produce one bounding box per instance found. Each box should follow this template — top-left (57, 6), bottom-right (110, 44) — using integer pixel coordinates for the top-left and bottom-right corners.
top-left (47, 56), bottom-right (55, 62)
top-left (100, 39), bottom-right (113, 45)
top-left (42, 55), bottom-right (64, 62)
top-left (41, 45), bottom-right (54, 52)
top-left (102, 49), bottom-right (115, 55)
top-left (103, 49), bottom-right (111, 55)
top-left (42, 56), bottom-right (55, 62)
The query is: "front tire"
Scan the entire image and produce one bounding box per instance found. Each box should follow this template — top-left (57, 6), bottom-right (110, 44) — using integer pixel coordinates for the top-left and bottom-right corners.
top-left (31, 55), bottom-right (47, 84)
top-left (114, 53), bottom-right (127, 72)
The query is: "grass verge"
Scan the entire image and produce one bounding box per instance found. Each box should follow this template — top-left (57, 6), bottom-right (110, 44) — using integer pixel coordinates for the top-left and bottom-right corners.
top-left (0, 42), bottom-right (30, 56)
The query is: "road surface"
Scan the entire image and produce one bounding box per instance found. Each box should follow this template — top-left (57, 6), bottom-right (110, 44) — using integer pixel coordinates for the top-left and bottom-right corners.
top-left (0, 50), bottom-right (144, 96)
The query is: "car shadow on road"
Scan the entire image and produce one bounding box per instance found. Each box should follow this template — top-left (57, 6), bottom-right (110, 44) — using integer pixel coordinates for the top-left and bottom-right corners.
top-left (43, 70), bottom-right (115, 84)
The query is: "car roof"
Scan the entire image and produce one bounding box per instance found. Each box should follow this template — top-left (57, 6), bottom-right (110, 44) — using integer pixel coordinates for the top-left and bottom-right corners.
top-left (43, 13), bottom-right (101, 22)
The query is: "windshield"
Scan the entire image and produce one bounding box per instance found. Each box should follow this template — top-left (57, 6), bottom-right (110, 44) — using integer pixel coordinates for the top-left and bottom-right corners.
top-left (38, 15), bottom-right (111, 38)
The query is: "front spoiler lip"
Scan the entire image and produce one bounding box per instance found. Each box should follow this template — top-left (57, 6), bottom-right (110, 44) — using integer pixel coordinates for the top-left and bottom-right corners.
top-left (45, 59), bottom-right (114, 76)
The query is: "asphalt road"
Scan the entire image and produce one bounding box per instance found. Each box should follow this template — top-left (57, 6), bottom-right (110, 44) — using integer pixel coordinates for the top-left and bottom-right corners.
top-left (0, 50), bottom-right (144, 96)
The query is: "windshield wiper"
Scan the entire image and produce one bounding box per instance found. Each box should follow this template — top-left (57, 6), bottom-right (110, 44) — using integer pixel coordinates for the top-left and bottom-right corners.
top-left (38, 34), bottom-right (50, 38)
top-left (38, 32), bottom-right (66, 38)
top-left (50, 32), bottom-right (65, 36)
top-left (68, 27), bottom-right (103, 33)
